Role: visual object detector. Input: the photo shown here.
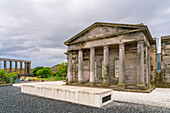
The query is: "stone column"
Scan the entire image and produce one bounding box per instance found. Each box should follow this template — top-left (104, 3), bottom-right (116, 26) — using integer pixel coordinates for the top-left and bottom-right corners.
top-left (67, 52), bottom-right (73, 82)
top-left (20, 62), bottom-right (22, 74)
top-left (148, 48), bottom-right (151, 85)
top-left (29, 62), bottom-right (31, 74)
top-left (90, 47), bottom-right (95, 83)
top-left (15, 61), bottom-right (18, 73)
top-left (145, 46), bottom-right (149, 85)
top-left (24, 62), bottom-right (27, 74)
top-left (9, 61), bottom-right (12, 73)
top-left (73, 56), bottom-right (77, 81)
top-left (102, 45), bottom-right (109, 85)
top-left (4, 61), bottom-right (7, 72)
top-left (78, 49), bottom-right (83, 82)
top-left (137, 41), bottom-right (145, 88)
top-left (118, 43), bottom-right (125, 87)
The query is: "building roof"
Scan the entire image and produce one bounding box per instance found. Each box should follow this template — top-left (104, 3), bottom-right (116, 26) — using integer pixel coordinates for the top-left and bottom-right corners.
top-left (64, 22), bottom-right (153, 45)
top-left (161, 35), bottom-right (170, 42)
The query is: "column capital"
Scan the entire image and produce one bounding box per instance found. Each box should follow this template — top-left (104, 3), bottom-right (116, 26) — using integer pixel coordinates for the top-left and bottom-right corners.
top-left (104, 45), bottom-right (109, 49)
top-left (119, 43), bottom-right (125, 48)
top-left (138, 40), bottom-right (144, 44)
top-left (90, 47), bottom-right (95, 50)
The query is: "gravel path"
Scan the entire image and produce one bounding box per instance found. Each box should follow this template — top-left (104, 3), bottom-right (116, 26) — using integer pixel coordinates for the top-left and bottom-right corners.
top-left (0, 86), bottom-right (169, 113)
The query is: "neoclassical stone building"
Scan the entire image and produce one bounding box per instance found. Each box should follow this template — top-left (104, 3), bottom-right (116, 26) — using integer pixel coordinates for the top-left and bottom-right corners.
top-left (65, 22), bottom-right (154, 90)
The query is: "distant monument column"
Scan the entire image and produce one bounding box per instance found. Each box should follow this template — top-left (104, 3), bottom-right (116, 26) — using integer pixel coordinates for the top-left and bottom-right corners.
top-left (78, 49), bottom-right (83, 82)
top-left (137, 41), bottom-right (145, 88)
top-left (9, 61), bottom-right (12, 73)
top-left (90, 47), bottom-right (95, 83)
top-left (118, 43), bottom-right (125, 87)
top-left (15, 61), bottom-right (18, 73)
top-left (102, 45), bottom-right (109, 85)
top-left (24, 62), bottom-right (27, 74)
top-left (67, 52), bottom-right (73, 82)
top-left (20, 62), bottom-right (22, 74)
top-left (4, 61), bottom-right (7, 72)
top-left (28, 62), bottom-right (31, 74)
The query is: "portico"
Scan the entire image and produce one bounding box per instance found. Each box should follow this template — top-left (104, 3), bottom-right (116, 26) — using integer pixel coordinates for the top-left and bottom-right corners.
top-left (65, 22), bottom-right (153, 90)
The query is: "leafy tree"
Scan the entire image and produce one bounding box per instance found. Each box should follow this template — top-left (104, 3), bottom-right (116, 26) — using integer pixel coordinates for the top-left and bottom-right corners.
top-left (36, 67), bottom-right (53, 78)
top-left (56, 62), bottom-right (67, 77)
top-left (0, 69), bottom-right (6, 78)
top-left (0, 70), bottom-right (18, 83)
top-left (36, 69), bottom-right (44, 78)
top-left (33, 66), bottom-right (44, 76)
top-left (0, 69), bottom-right (7, 82)
top-left (7, 73), bottom-right (18, 82)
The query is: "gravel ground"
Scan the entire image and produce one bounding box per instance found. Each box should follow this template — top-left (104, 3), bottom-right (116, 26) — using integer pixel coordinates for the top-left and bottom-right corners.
top-left (0, 86), bottom-right (169, 113)
top-left (113, 88), bottom-right (170, 108)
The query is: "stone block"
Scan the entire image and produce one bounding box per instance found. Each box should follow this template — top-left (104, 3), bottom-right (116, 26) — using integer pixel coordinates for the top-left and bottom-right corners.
top-left (21, 84), bottom-right (113, 108)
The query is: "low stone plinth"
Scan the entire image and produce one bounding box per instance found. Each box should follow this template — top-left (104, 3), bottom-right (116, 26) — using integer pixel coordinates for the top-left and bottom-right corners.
top-left (21, 83), bottom-right (113, 108)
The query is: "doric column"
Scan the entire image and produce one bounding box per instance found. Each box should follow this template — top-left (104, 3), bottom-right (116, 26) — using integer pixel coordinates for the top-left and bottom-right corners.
top-left (29, 62), bottom-right (31, 74)
top-left (67, 52), bottom-right (73, 82)
top-left (4, 61), bottom-right (7, 72)
top-left (78, 49), bottom-right (83, 82)
top-left (148, 48), bottom-right (151, 85)
top-left (20, 62), bottom-right (22, 74)
top-left (118, 43), bottom-right (125, 86)
top-left (15, 61), bottom-right (18, 73)
top-left (90, 47), bottom-right (95, 83)
top-left (9, 61), bottom-right (12, 73)
top-left (24, 62), bottom-right (27, 74)
top-left (137, 41), bottom-right (145, 86)
top-left (102, 45), bottom-right (109, 84)
top-left (145, 46), bottom-right (149, 85)
top-left (72, 56), bottom-right (77, 81)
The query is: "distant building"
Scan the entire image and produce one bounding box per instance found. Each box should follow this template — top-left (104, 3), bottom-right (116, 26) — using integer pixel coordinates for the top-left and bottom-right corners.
top-left (161, 36), bottom-right (170, 83)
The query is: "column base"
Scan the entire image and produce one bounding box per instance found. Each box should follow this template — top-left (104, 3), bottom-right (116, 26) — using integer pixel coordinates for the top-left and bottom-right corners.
top-left (102, 82), bottom-right (109, 87)
top-left (66, 81), bottom-right (73, 85)
top-left (136, 84), bottom-right (147, 90)
top-left (117, 83), bottom-right (126, 89)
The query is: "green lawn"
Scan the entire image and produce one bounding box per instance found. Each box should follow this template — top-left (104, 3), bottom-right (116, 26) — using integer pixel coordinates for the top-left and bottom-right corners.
top-left (20, 76), bottom-right (66, 82)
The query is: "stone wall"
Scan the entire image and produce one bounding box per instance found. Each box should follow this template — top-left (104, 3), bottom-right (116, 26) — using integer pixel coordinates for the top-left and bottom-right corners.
top-left (125, 43), bottom-right (137, 85)
top-left (162, 37), bottom-right (170, 83)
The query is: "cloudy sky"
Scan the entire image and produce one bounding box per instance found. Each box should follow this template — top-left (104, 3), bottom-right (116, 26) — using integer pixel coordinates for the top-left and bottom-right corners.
top-left (0, 0), bottom-right (170, 68)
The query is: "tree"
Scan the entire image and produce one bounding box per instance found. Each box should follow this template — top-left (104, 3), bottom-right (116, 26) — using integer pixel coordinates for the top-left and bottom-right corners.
top-left (32, 66), bottom-right (44, 76)
top-left (36, 67), bottom-right (53, 78)
top-left (7, 73), bottom-right (18, 82)
top-left (0, 69), bottom-right (7, 82)
top-left (56, 62), bottom-right (67, 77)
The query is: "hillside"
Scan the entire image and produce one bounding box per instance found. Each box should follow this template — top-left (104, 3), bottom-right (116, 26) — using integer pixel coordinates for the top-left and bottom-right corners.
top-left (51, 64), bottom-right (60, 73)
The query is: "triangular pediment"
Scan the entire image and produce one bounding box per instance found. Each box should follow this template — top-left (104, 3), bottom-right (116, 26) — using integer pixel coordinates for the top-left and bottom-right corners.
top-left (65, 22), bottom-right (152, 45)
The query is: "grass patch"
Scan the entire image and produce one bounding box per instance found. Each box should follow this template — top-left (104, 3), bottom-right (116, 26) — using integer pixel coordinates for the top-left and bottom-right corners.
top-left (20, 76), bottom-right (66, 82)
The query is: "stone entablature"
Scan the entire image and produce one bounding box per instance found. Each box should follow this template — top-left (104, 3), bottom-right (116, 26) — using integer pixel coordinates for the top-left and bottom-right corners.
top-left (0, 58), bottom-right (31, 75)
top-left (65, 22), bottom-right (154, 90)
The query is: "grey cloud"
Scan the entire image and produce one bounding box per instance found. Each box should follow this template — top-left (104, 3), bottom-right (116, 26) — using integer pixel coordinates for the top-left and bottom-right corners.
top-left (0, 0), bottom-right (170, 68)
